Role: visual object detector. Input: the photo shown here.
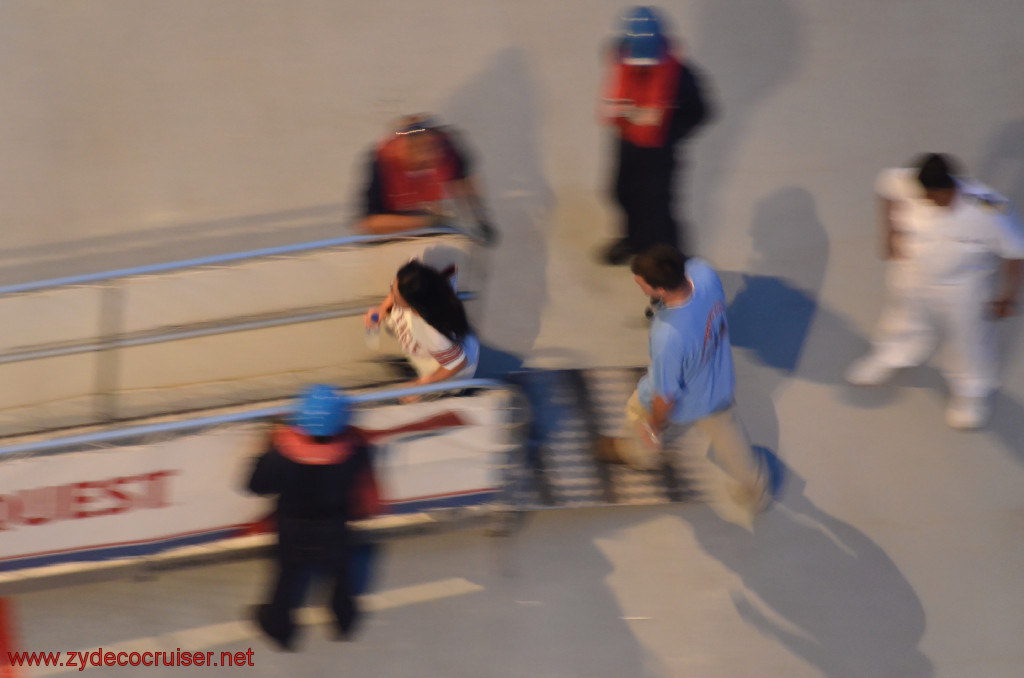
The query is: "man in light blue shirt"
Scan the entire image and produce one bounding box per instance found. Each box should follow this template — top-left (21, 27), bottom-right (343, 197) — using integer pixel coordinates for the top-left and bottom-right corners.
top-left (598, 245), bottom-right (771, 515)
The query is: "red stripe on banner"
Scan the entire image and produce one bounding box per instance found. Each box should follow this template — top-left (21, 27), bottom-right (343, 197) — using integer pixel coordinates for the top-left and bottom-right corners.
top-left (0, 598), bottom-right (21, 678)
top-left (357, 410), bottom-right (467, 444)
top-left (0, 524), bottom-right (251, 564)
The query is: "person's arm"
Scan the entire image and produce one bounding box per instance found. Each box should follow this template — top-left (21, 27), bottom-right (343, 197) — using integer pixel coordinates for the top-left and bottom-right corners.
top-left (440, 130), bottom-right (499, 244)
top-left (990, 203), bottom-right (1024, 317)
top-left (398, 330), bottom-right (469, 403)
top-left (672, 64), bottom-right (710, 137)
top-left (397, 356), bottom-right (465, 403)
top-left (993, 258), bottom-right (1022, 318)
top-left (648, 394), bottom-right (675, 436)
top-left (359, 213), bottom-right (439, 234)
top-left (247, 441), bottom-right (284, 496)
top-left (603, 98), bottom-right (635, 121)
top-left (364, 290), bottom-right (396, 329)
top-left (599, 42), bottom-right (637, 125)
top-left (875, 168), bottom-right (912, 261)
top-left (881, 196), bottom-right (900, 260)
top-left (646, 327), bottom-right (685, 436)
top-left (657, 62), bottom-right (712, 144)
top-left (628, 107), bottom-right (665, 128)
top-left (414, 363), bottom-right (460, 386)
top-left (624, 72), bottom-right (671, 128)
top-left (396, 364), bottom-right (462, 404)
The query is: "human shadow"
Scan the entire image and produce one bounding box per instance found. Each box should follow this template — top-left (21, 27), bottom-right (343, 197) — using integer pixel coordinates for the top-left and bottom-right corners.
top-left (687, 0), bottom-right (803, 254)
top-left (683, 470), bottom-right (933, 678)
top-left (719, 188), bottom-right (886, 454)
top-left (725, 188), bottom-right (873, 385)
top-left (442, 47), bottom-right (555, 358)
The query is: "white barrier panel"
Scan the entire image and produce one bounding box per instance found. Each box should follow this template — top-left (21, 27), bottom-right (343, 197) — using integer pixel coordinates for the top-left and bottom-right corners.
top-left (0, 391), bottom-right (510, 572)
top-left (365, 392), bottom-right (509, 512)
top-left (0, 232), bottom-right (480, 435)
top-left (0, 426), bottom-right (263, 570)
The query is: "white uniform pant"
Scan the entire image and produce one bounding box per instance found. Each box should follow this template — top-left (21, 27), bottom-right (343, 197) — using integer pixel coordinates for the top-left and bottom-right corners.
top-left (870, 270), bottom-right (998, 398)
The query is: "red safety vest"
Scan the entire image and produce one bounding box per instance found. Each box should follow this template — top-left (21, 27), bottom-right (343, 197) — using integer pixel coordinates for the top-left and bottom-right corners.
top-left (376, 136), bottom-right (459, 212)
top-left (603, 53), bottom-right (682, 148)
top-left (273, 426), bottom-right (382, 519)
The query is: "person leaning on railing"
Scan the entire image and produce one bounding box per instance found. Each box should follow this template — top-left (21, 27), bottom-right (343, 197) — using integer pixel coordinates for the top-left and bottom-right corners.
top-left (364, 260), bottom-right (480, 403)
top-left (355, 114), bottom-right (497, 245)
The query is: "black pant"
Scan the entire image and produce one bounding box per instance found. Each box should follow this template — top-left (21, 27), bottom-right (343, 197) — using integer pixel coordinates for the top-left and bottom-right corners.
top-left (262, 519), bottom-right (356, 646)
top-left (613, 140), bottom-right (685, 255)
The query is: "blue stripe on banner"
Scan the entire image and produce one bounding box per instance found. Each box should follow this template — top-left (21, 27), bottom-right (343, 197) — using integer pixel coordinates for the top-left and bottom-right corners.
top-left (0, 528), bottom-right (243, 573)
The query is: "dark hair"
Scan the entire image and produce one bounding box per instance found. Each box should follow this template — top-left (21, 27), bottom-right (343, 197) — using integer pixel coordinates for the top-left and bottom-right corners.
top-left (916, 153), bottom-right (959, 191)
top-left (630, 244), bottom-right (688, 290)
top-left (396, 260), bottom-right (469, 342)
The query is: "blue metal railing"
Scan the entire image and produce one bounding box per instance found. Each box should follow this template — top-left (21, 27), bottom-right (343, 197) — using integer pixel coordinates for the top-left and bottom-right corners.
top-left (0, 226), bottom-right (461, 297)
top-left (0, 378), bottom-right (513, 459)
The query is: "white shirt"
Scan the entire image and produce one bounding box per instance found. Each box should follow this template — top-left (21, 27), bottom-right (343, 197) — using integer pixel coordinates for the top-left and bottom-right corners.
top-left (386, 305), bottom-right (468, 371)
top-left (876, 168), bottom-right (1024, 291)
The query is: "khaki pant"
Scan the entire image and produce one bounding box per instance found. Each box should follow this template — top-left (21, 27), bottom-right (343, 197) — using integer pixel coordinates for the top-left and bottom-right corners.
top-left (622, 390), bottom-right (766, 497)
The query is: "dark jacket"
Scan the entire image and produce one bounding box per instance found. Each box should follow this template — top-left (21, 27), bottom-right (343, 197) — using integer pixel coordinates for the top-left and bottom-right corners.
top-left (248, 425), bottom-right (380, 560)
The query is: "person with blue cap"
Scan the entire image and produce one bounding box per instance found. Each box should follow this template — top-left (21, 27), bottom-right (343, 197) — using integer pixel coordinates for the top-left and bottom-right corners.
top-left (600, 6), bottom-right (712, 265)
top-left (247, 384), bottom-right (468, 649)
top-left (247, 384), bottom-right (378, 650)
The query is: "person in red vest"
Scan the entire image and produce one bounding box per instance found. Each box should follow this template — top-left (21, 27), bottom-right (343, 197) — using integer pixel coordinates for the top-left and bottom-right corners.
top-left (356, 114), bottom-right (497, 245)
top-left (601, 6), bottom-right (712, 265)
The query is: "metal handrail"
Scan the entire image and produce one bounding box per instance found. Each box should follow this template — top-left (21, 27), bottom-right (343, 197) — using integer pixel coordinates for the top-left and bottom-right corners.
top-left (0, 224), bottom-right (480, 429)
top-left (0, 226), bottom-right (462, 297)
top-left (0, 291), bottom-right (476, 365)
top-left (0, 378), bottom-right (512, 459)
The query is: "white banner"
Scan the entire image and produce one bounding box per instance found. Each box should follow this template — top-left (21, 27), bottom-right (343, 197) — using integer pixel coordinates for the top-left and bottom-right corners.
top-left (0, 391), bottom-right (511, 571)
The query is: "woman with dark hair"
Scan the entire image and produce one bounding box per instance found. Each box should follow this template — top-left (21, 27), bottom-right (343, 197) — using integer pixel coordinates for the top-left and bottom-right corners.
top-left (364, 260), bottom-right (480, 397)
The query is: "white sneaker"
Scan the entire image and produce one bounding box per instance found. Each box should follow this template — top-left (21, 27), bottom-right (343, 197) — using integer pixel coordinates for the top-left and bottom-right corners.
top-left (845, 355), bottom-right (898, 386)
top-left (945, 395), bottom-right (991, 430)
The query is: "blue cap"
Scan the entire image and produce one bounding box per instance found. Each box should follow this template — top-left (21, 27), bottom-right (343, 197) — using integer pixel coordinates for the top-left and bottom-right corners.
top-left (292, 384), bottom-right (352, 437)
top-left (620, 6), bottom-right (666, 65)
